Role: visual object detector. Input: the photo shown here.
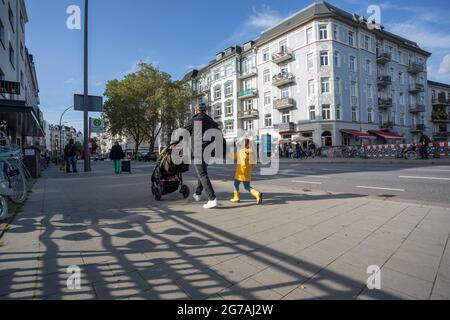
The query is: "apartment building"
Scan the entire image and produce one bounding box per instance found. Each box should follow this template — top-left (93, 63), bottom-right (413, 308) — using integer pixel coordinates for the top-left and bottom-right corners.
top-left (0, 0), bottom-right (43, 147)
top-left (184, 1), bottom-right (432, 147)
top-left (428, 81), bottom-right (450, 142)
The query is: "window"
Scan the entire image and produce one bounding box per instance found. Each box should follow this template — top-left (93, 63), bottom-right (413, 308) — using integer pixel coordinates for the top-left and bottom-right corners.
top-left (282, 112), bottom-right (291, 123)
top-left (321, 77), bottom-right (330, 93)
top-left (322, 105), bottom-right (331, 120)
top-left (308, 79), bottom-right (315, 96)
top-left (8, 4), bottom-right (14, 31)
top-left (214, 69), bottom-right (220, 81)
top-left (335, 105), bottom-right (341, 120)
top-left (400, 113), bottom-right (405, 126)
top-left (399, 72), bottom-right (403, 85)
top-left (279, 39), bottom-right (288, 53)
top-left (225, 121), bottom-right (234, 132)
top-left (307, 53), bottom-right (314, 71)
top-left (281, 87), bottom-right (289, 99)
top-left (364, 35), bottom-right (370, 50)
top-left (349, 56), bottom-right (356, 72)
top-left (263, 69), bottom-right (270, 83)
top-left (225, 64), bottom-right (232, 76)
top-left (280, 64), bottom-right (288, 74)
top-left (214, 104), bottom-right (222, 117)
top-left (333, 24), bottom-right (338, 40)
top-left (335, 78), bottom-right (341, 95)
top-left (264, 92), bottom-right (271, 105)
top-left (348, 31), bottom-right (354, 46)
top-left (20, 42), bottom-right (23, 60)
top-left (0, 19), bottom-right (5, 48)
top-left (365, 60), bottom-right (372, 75)
top-left (320, 51), bottom-right (329, 66)
top-left (264, 116), bottom-right (272, 128)
top-left (367, 84), bottom-right (373, 100)
top-left (350, 81), bottom-right (357, 97)
top-left (333, 51), bottom-right (339, 67)
top-left (244, 99), bottom-right (254, 110)
top-left (9, 42), bottom-right (14, 67)
top-left (244, 79), bottom-right (252, 90)
top-left (224, 82), bottom-right (233, 97)
top-left (20, 70), bottom-right (23, 88)
top-left (309, 106), bottom-right (316, 120)
top-left (319, 25), bottom-right (328, 40)
top-left (263, 48), bottom-right (270, 62)
top-left (368, 108), bottom-right (373, 123)
top-left (244, 120), bottom-right (254, 131)
top-left (306, 27), bottom-right (313, 44)
top-left (352, 107), bottom-right (358, 122)
top-left (214, 86), bottom-right (221, 100)
top-left (20, 11), bottom-right (25, 32)
top-left (225, 100), bottom-right (233, 115)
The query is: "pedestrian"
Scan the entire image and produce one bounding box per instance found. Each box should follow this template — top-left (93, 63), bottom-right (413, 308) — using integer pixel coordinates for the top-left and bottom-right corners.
top-left (295, 143), bottom-right (303, 159)
top-left (419, 134), bottom-right (430, 159)
top-left (184, 103), bottom-right (220, 209)
top-left (309, 142), bottom-right (316, 158)
top-left (288, 144), bottom-right (294, 159)
top-left (64, 139), bottom-right (78, 173)
top-left (230, 138), bottom-right (263, 205)
top-left (109, 141), bottom-right (125, 174)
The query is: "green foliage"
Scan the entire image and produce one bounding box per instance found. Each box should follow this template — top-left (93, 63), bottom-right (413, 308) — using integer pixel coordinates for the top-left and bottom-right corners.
top-left (103, 63), bottom-right (191, 154)
top-left (432, 106), bottom-right (448, 121)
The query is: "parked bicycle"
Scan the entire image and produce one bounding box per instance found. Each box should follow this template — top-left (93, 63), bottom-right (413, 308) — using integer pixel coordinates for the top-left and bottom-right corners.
top-left (0, 131), bottom-right (30, 220)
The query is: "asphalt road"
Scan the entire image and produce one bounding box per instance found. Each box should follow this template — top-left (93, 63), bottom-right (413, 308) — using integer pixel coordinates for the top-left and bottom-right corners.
top-left (195, 161), bottom-right (450, 207)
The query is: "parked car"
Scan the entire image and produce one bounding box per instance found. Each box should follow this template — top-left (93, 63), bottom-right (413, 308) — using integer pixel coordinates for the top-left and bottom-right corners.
top-left (138, 152), bottom-right (157, 162)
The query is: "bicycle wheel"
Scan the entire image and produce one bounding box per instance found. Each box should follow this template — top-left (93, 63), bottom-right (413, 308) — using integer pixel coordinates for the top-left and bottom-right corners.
top-left (0, 195), bottom-right (8, 220)
top-left (405, 151), bottom-right (417, 160)
top-left (3, 159), bottom-right (27, 204)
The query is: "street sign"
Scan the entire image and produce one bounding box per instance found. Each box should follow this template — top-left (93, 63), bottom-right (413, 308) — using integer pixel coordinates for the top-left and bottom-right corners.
top-left (90, 118), bottom-right (104, 133)
top-left (74, 94), bottom-right (103, 112)
top-left (0, 80), bottom-right (20, 95)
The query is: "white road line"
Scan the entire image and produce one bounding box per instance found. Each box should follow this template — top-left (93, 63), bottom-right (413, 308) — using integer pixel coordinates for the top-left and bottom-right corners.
top-left (292, 180), bottom-right (323, 185)
top-left (321, 169), bottom-right (343, 171)
top-left (399, 176), bottom-right (450, 181)
top-left (356, 186), bottom-right (405, 192)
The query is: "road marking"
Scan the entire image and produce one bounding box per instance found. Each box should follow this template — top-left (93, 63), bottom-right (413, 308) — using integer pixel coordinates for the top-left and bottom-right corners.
top-left (292, 180), bottom-right (323, 185)
top-left (321, 169), bottom-right (343, 171)
top-left (356, 186), bottom-right (405, 192)
top-left (399, 176), bottom-right (450, 181)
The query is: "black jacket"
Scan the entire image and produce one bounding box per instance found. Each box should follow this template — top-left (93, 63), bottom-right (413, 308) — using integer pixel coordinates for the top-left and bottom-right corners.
top-left (184, 112), bottom-right (220, 151)
top-left (110, 145), bottom-right (125, 160)
top-left (64, 144), bottom-right (77, 158)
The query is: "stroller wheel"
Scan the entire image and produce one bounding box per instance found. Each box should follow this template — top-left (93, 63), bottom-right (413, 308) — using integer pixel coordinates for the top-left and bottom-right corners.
top-left (180, 185), bottom-right (190, 199)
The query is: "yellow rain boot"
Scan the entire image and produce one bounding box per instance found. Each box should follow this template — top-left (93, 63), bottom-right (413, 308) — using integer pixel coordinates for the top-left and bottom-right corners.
top-left (250, 189), bottom-right (263, 205)
top-left (230, 192), bottom-right (240, 203)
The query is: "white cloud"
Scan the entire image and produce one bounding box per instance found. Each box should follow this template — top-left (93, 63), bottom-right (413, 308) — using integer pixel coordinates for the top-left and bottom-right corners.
top-left (385, 22), bottom-right (450, 50)
top-left (439, 54), bottom-right (450, 76)
top-left (185, 64), bottom-right (206, 70)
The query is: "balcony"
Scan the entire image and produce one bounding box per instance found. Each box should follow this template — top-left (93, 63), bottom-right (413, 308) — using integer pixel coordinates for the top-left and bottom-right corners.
top-left (411, 124), bottom-right (425, 133)
top-left (434, 132), bottom-right (450, 139)
top-left (201, 84), bottom-right (211, 92)
top-left (278, 122), bottom-right (296, 133)
top-left (273, 72), bottom-right (295, 87)
top-left (377, 76), bottom-right (392, 88)
top-left (238, 109), bottom-right (259, 119)
top-left (432, 98), bottom-right (450, 107)
top-left (378, 98), bottom-right (393, 109)
top-left (381, 122), bottom-right (394, 130)
top-left (410, 104), bottom-right (426, 113)
top-left (432, 116), bottom-right (450, 123)
top-left (272, 49), bottom-right (294, 64)
top-left (237, 89), bottom-right (258, 99)
top-left (274, 98), bottom-right (295, 110)
top-left (376, 52), bottom-right (391, 65)
top-left (408, 62), bottom-right (425, 74)
top-left (409, 83), bottom-right (425, 94)
top-left (238, 68), bottom-right (258, 80)
top-left (213, 112), bottom-right (222, 120)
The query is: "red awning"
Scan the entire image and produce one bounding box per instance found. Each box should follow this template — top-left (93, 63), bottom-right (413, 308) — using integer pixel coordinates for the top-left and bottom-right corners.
top-left (341, 129), bottom-right (376, 140)
top-left (369, 130), bottom-right (404, 140)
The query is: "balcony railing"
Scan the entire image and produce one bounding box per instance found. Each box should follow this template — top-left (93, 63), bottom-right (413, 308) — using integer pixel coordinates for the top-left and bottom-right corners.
top-left (238, 68), bottom-right (258, 80)
top-left (237, 89), bottom-right (258, 99)
top-left (432, 98), bottom-right (450, 106)
top-left (434, 132), bottom-right (450, 139)
top-left (278, 122), bottom-right (296, 133)
top-left (378, 98), bottom-right (393, 108)
top-left (432, 116), bottom-right (450, 123)
top-left (273, 72), bottom-right (295, 87)
top-left (408, 62), bottom-right (424, 74)
top-left (376, 52), bottom-right (391, 65)
top-left (381, 122), bottom-right (394, 129)
top-left (409, 83), bottom-right (425, 94)
top-left (410, 104), bottom-right (426, 113)
top-left (274, 98), bottom-right (295, 110)
top-left (238, 109), bottom-right (259, 119)
top-left (201, 83), bottom-right (211, 92)
top-left (272, 49), bottom-right (294, 64)
top-left (411, 124), bottom-right (425, 132)
top-left (377, 76), bottom-right (392, 87)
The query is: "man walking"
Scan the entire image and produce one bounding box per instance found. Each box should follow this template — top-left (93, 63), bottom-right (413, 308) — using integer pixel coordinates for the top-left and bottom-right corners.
top-left (184, 103), bottom-right (220, 209)
top-left (109, 141), bottom-right (125, 174)
top-left (64, 139), bottom-right (78, 173)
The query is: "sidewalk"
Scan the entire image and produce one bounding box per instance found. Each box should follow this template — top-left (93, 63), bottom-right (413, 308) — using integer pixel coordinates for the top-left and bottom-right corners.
top-left (278, 157), bottom-right (450, 165)
top-left (0, 162), bottom-right (449, 300)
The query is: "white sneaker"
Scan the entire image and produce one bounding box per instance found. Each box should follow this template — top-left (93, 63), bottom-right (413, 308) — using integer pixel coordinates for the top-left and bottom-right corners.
top-left (203, 199), bottom-right (219, 209)
top-left (193, 194), bottom-right (202, 202)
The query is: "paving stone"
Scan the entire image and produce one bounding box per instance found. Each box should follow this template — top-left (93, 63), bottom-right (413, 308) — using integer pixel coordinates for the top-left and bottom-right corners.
top-left (219, 278), bottom-right (282, 300)
top-left (380, 267), bottom-right (434, 300)
top-left (92, 271), bottom-right (150, 300)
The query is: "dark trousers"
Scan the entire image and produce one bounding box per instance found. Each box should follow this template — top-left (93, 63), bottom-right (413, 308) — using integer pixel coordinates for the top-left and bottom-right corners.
top-left (194, 162), bottom-right (216, 201)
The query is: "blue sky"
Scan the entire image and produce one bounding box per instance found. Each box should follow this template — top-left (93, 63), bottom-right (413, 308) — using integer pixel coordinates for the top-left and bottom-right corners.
top-left (25, 0), bottom-right (450, 131)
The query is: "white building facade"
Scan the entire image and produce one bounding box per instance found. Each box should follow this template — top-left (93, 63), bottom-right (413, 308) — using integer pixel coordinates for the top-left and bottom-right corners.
top-left (428, 81), bottom-right (450, 142)
top-left (184, 2), bottom-right (432, 148)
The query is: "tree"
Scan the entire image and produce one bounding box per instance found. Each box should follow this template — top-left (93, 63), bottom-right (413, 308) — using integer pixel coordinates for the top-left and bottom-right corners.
top-left (103, 63), bottom-right (190, 157)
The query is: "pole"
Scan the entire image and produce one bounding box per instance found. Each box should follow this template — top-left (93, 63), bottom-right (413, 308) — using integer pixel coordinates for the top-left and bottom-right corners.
top-left (83, 0), bottom-right (90, 172)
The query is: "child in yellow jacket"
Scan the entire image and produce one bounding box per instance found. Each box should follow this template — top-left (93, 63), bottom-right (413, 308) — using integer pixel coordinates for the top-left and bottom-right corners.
top-left (230, 139), bottom-right (263, 205)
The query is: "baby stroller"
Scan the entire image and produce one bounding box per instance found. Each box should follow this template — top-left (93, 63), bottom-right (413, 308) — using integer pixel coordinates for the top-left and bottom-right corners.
top-left (151, 142), bottom-right (190, 201)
